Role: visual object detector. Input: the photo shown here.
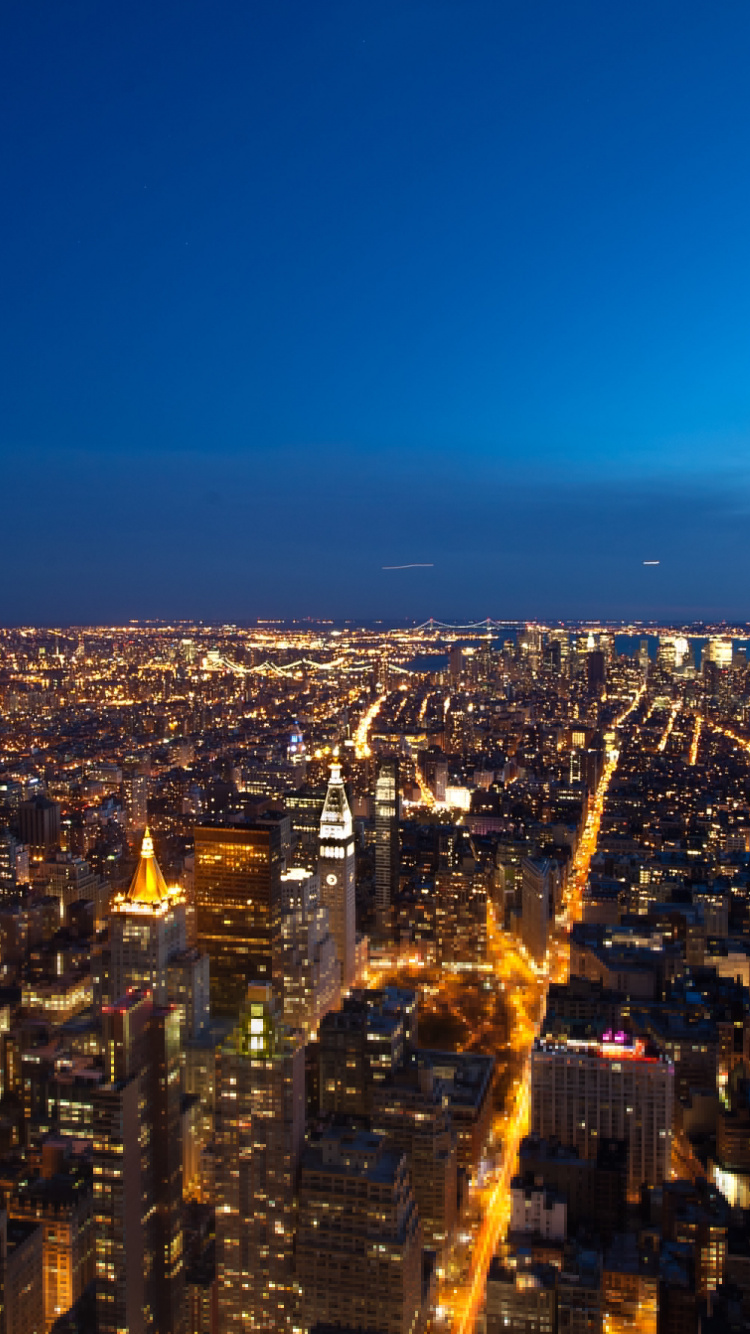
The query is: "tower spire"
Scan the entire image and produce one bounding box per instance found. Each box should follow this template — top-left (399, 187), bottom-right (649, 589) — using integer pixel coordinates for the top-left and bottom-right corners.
top-left (126, 826), bottom-right (169, 905)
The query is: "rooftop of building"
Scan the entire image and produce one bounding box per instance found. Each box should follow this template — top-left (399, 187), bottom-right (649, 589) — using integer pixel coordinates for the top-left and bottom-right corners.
top-left (416, 1049), bottom-right (495, 1105)
top-left (487, 1255), bottom-right (558, 1291)
top-left (520, 1133), bottom-right (628, 1174)
top-left (302, 1126), bottom-right (404, 1183)
top-left (534, 1031), bottom-right (669, 1065)
top-left (10, 1167), bottom-right (92, 1212)
top-left (114, 827), bottom-right (183, 910)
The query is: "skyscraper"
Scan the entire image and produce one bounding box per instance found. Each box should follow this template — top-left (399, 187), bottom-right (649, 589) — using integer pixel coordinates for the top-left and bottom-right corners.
top-left (122, 757), bottom-right (150, 834)
top-left (318, 759), bottom-right (356, 990)
top-left (94, 991), bottom-right (184, 1334)
top-left (215, 984), bottom-right (304, 1332)
top-left (586, 649), bottom-right (607, 693)
top-left (297, 1125), bottom-right (424, 1334)
top-left (375, 756), bottom-right (400, 940)
top-left (531, 1032), bottom-right (674, 1198)
top-left (109, 828), bottom-right (187, 1004)
top-left (521, 856), bottom-right (552, 964)
top-left (280, 880), bottom-right (340, 1041)
top-left (370, 1062), bottom-right (458, 1255)
top-left (195, 822), bottom-right (283, 1014)
top-left (17, 795), bottom-right (61, 858)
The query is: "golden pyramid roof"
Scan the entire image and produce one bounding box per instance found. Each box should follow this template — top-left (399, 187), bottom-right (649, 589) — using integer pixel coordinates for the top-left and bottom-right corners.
top-left (126, 828), bottom-right (170, 906)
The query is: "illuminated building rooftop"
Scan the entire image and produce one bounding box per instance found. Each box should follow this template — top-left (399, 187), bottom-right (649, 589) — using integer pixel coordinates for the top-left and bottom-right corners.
top-left (126, 828), bottom-right (169, 904)
top-left (112, 828), bottom-right (183, 916)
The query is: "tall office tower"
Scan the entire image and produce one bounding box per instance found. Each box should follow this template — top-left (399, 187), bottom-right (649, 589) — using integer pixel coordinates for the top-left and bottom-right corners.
top-left (122, 759), bottom-right (149, 834)
top-left (707, 636), bottom-right (734, 669)
top-left (531, 1032), bottom-right (674, 1199)
top-left (586, 648), bottom-right (607, 693)
top-left (370, 1062), bottom-right (458, 1256)
top-left (318, 759), bottom-right (356, 990)
top-left (215, 984), bottom-right (304, 1333)
top-left (166, 946), bottom-right (211, 1044)
top-left (547, 629), bottom-right (570, 674)
top-left (434, 863), bottom-right (487, 967)
top-left (519, 623), bottom-right (543, 673)
top-left (448, 644), bottom-right (464, 684)
top-left (281, 893), bottom-right (340, 1041)
top-left (317, 987), bottom-right (417, 1118)
top-left (657, 636), bottom-right (677, 672)
top-left (444, 698), bottom-right (468, 755)
top-left (109, 829), bottom-right (187, 1004)
top-left (638, 637), bottom-right (650, 672)
top-left (195, 822), bottom-right (283, 1015)
top-left (17, 795), bottom-right (61, 858)
top-left (375, 757), bottom-right (400, 940)
top-left (521, 857), bottom-right (552, 964)
top-left (94, 991), bottom-right (184, 1334)
top-left (297, 1125), bottom-right (424, 1334)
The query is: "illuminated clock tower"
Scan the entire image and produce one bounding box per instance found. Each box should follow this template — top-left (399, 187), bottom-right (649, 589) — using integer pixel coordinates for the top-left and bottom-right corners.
top-left (318, 757), bottom-right (356, 989)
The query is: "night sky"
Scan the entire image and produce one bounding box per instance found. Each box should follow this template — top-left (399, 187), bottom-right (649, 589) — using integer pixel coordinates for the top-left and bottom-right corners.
top-left (3, 1), bottom-right (750, 624)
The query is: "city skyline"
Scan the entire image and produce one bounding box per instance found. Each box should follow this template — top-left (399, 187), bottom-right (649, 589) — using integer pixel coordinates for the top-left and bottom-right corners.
top-left (6, 6), bottom-right (750, 1332)
top-left (2, 618), bottom-right (750, 1329)
top-left (3, 2), bottom-right (750, 621)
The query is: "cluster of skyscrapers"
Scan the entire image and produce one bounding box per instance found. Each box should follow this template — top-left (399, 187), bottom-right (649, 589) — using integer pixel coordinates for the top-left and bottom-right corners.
top-left (1, 618), bottom-right (750, 1334)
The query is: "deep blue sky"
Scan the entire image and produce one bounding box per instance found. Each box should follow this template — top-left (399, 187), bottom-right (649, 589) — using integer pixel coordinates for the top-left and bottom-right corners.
top-left (2, 1), bottom-right (750, 624)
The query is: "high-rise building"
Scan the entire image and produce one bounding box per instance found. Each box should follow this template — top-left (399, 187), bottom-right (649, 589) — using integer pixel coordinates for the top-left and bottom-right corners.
top-left (286, 722), bottom-right (307, 786)
top-left (109, 829), bottom-right (187, 1004)
top-left (531, 1032), bottom-right (674, 1199)
top-left (94, 991), bottom-right (184, 1334)
top-left (370, 1062), bottom-right (458, 1255)
top-left (586, 649), bottom-right (606, 693)
top-left (8, 1144), bottom-right (95, 1332)
top-left (166, 947), bottom-right (211, 1044)
top-left (317, 987), bottom-right (417, 1119)
top-left (195, 822), bottom-right (283, 1014)
top-left (215, 984), bottom-right (304, 1333)
top-left (547, 629), bottom-right (570, 674)
top-left (706, 636), bottom-right (733, 669)
top-left (31, 851), bottom-right (108, 927)
top-left (657, 636), bottom-right (678, 672)
top-left (521, 857), bottom-right (552, 964)
top-left (296, 1126), bottom-right (424, 1334)
top-left (318, 760), bottom-right (356, 990)
top-left (122, 759), bottom-right (149, 834)
top-left (447, 643), bottom-right (463, 686)
top-left (375, 757), bottom-right (400, 940)
top-left (17, 796), bottom-right (61, 858)
top-left (281, 895), bottom-right (340, 1041)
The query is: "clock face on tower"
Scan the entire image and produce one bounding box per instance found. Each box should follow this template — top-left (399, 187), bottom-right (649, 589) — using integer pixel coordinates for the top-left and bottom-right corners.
top-left (326, 873), bottom-right (338, 886)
